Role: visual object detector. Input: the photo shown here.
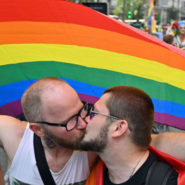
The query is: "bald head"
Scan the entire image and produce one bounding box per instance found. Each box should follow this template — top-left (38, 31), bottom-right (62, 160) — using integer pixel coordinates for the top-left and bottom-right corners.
top-left (21, 77), bottom-right (79, 122)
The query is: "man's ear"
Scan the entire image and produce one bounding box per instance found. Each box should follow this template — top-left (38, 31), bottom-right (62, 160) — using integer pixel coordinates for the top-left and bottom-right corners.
top-left (29, 123), bottom-right (45, 137)
top-left (111, 120), bottom-right (128, 138)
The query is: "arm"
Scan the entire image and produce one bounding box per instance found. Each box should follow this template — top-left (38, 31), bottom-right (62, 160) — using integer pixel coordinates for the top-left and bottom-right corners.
top-left (0, 115), bottom-right (26, 162)
top-left (151, 132), bottom-right (185, 162)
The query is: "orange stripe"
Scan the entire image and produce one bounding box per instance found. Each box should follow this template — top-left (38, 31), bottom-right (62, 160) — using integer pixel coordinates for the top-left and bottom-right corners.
top-left (1, 21), bottom-right (185, 70)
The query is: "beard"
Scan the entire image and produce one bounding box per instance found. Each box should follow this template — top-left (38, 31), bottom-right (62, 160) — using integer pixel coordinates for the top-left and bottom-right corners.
top-left (79, 122), bottom-right (110, 153)
top-left (43, 127), bottom-right (86, 150)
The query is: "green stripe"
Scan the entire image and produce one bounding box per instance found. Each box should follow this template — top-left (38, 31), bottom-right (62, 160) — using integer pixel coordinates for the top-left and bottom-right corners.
top-left (1, 61), bottom-right (184, 105)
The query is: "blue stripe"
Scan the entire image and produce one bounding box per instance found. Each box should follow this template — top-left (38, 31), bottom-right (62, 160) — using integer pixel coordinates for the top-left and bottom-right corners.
top-left (0, 79), bottom-right (185, 119)
top-left (0, 78), bottom-right (105, 106)
top-left (147, 14), bottom-right (153, 26)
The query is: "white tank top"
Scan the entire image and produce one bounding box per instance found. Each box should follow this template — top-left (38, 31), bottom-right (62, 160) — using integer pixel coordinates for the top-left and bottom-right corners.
top-left (6, 124), bottom-right (90, 185)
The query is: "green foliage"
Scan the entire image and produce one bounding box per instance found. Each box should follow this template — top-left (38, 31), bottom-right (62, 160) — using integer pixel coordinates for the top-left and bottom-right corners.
top-left (155, 12), bottom-right (160, 25)
top-left (113, 0), bottom-right (145, 21)
top-left (113, 0), bottom-right (123, 15)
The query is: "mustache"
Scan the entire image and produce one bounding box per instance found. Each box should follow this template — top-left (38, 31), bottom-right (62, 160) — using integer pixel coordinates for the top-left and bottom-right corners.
top-left (44, 129), bottom-right (86, 150)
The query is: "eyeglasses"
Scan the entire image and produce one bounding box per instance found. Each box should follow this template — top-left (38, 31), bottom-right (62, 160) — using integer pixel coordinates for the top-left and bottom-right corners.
top-left (88, 105), bottom-right (120, 120)
top-left (35, 103), bottom-right (90, 131)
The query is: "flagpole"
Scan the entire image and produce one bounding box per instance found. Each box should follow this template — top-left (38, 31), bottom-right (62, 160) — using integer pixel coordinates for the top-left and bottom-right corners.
top-left (146, 0), bottom-right (156, 33)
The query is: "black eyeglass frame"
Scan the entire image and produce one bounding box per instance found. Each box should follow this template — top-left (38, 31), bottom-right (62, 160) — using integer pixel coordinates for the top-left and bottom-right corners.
top-left (35, 103), bottom-right (90, 131)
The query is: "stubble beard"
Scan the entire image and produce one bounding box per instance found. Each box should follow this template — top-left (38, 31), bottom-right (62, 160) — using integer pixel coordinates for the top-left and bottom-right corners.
top-left (79, 123), bottom-right (110, 153)
top-left (43, 127), bottom-right (86, 150)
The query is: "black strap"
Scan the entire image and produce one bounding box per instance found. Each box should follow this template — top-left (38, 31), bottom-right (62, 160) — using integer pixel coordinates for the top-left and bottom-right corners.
top-left (145, 160), bottom-right (174, 185)
top-left (34, 134), bottom-right (56, 185)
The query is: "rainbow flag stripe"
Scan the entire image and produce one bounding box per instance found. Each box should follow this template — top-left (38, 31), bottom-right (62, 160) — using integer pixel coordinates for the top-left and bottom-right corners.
top-left (147, 0), bottom-right (156, 32)
top-left (147, 0), bottom-right (154, 26)
top-left (0, 0), bottom-right (185, 129)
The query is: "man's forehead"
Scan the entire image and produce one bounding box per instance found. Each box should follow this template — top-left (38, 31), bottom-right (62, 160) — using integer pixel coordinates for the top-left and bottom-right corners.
top-left (43, 82), bottom-right (78, 98)
top-left (41, 84), bottom-right (81, 114)
top-left (41, 93), bottom-right (82, 122)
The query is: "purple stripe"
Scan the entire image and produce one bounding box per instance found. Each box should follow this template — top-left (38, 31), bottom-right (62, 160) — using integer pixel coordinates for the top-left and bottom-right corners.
top-left (1, 97), bottom-right (185, 131)
top-left (154, 112), bottom-right (185, 130)
top-left (78, 93), bottom-right (99, 104)
top-left (0, 100), bottom-right (22, 118)
top-left (0, 94), bottom-right (99, 118)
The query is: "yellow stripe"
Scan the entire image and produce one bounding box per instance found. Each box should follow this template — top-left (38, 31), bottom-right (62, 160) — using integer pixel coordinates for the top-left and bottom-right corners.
top-left (0, 44), bottom-right (185, 90)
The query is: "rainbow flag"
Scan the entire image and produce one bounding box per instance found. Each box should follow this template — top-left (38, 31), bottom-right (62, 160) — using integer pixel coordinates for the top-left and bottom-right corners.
top-left (147, 0), bottom-right (156, 32)
top-left (0, 0), bottom-right (185, 130)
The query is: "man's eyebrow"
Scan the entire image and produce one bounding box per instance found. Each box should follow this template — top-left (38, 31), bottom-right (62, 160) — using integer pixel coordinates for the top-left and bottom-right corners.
top-left (62, 114), bottom-right (76, 123)
top-left (60, 106), bottom-right (82, 123)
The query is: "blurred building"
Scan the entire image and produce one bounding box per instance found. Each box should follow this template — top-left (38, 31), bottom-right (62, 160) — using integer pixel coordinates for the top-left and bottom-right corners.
top-left (78, 0), bottom-right (185, 24)
top-left (155, 0), bottom-right (185, 23)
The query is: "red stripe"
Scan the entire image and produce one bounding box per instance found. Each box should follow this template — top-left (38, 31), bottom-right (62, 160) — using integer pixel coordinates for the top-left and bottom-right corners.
top-left (0, 0), bottom-right (168, 47)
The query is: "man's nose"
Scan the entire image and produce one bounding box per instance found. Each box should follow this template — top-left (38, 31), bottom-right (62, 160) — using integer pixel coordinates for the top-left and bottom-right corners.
top-left (85, 115), bottom-right (90, 122)
top-left (76, 116), bottom-right (87, 130)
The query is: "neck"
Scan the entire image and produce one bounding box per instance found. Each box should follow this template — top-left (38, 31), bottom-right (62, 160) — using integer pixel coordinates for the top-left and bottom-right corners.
top-left (100, 147), bottom-right (149, 184)
top-left (41, 138), bottom-right (73, 172)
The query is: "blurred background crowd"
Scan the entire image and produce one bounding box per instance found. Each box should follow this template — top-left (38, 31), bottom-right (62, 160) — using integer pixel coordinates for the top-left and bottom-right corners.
top-left (150, 21), bottom-right (185, 49)
top-left (73, 0), bottom-right (185, 50)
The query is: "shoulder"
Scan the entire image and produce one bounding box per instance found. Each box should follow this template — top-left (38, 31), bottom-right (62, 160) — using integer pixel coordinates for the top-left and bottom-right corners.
top-left (146, 158), bottom-right (178, 185)
top-left (166, 169), bottom-right (178, 185)
top-left (0, 115), bottom-right (27, 161)
top-left (147, 152), bottom-right (178, 185)
top-left (154, 32), bottom-right (162, 39)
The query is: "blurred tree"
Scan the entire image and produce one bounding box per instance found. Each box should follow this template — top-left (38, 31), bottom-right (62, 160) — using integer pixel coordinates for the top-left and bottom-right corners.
top-left (155, 12), bottom-right (160, 25)
top-left (113, 0), bottom-right (147, 22)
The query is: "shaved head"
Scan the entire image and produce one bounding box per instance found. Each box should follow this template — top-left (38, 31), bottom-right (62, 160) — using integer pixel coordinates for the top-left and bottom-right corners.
top-left (21, 77), bottom-right (79, 123)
